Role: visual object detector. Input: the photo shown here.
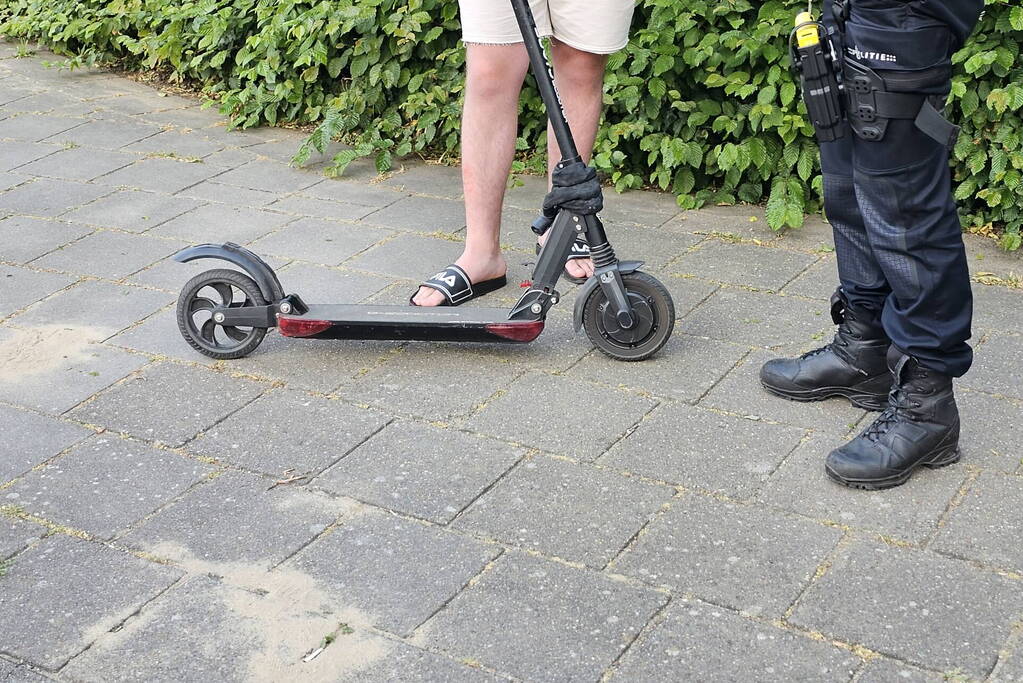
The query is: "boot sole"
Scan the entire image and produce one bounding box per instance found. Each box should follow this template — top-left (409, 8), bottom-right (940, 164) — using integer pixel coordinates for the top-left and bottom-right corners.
top-left (760, 380), bottom-right (888, 412)
top-left (825, 446), bottom-right (961, 491)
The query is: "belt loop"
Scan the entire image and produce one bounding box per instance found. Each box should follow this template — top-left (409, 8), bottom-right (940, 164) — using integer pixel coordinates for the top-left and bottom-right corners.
top-left (832, 0), bottom-right (850, 34)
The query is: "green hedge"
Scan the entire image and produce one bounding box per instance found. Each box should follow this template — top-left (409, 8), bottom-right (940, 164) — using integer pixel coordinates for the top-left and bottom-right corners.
top-left (2, 0), bottom-right (1021, 247)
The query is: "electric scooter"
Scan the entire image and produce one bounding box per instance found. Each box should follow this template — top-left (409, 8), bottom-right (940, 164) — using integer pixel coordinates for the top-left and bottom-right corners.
top-left (173, 0), bottom-right (676, 362)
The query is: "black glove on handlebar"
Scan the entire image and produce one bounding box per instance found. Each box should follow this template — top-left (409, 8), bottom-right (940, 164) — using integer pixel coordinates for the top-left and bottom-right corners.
top-left (541, 160), bottom-right (604, 219)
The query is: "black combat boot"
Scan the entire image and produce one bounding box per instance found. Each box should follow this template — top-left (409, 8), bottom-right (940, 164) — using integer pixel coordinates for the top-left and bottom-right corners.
top-left (760, 290), bottom-right (891, 411)
top-left (825, 348), bottom-right (961, 490)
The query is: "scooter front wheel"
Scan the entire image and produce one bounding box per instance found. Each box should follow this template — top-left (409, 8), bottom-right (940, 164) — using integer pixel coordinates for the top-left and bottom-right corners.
top-left (582, 271), bottom-right (675, 361)
top-left (177, 268), bottom-right (268, 360)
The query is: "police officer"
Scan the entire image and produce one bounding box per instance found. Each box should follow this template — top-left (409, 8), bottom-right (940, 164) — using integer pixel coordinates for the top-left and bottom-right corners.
top-left (760, 0), bottom-right (984, 489)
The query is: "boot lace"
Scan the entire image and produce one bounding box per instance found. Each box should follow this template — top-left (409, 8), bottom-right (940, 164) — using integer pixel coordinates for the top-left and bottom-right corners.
top-left (798, 319), bottom-right (858, 360)
top-left (864, 384), bottom-right (919, 441)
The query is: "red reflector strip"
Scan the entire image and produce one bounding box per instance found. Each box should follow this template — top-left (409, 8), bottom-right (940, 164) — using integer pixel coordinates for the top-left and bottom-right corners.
top-left (278, 317), bottom-right (333, 338)
top-left (485, 321), bottom-right (544, 342)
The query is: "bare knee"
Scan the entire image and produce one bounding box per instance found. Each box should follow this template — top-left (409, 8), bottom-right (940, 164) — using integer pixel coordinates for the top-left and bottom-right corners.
top-left (465, 44), bottom-right (529, 99)
top-left (550, 40), bottom-right (607, 92)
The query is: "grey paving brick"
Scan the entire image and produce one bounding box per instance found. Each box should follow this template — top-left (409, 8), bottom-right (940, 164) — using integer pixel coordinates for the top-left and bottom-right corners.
top-left (345, 233), bottom-right (465, 279)
top-left (63, 188), bottom-right (202, 232)
top-left (318, 421), bottom-right (522, 523)
top-left (455, 455), bottom-right (672, 566)
top-left (0, 141), bottom-right (61, 172)
top-left (682, 287), bottom-right (833, 349)
top-left (601, 402), bottom-right (805, 499)
top-left (963, 333), bottom-right (1023, 400)
top-left (120, 129), bottom-right (224, 158)
top-left (69, 362), bottom-right (264, 447)
top-left (773, 215), bottom-right (837, 253)
top-left (275, 262), bottom-right (391, 303)
top-left (149, 202), bottom-right (294, 244)
top-left (266, 195), bottom-right (376, 222)
top-left (42, 117), bottom-right (161, 149)
top-left (0, 177), bottom-right (112, 217)
top-left (0, 658), bottom-right (49, 682)
top-left (671, 240), bottom-right (816, 291)
top-left (64, 573), bottom-right (496, 683)
top-left (0, 114), bottom-right (83, 142)
top-left (789, 541), bottom-right (1023, 676)
top-left (0, 326), bottom-right (148, 414)
top-left (7, 435), bottom-right (212, 539)
top-left (972, 283), bottom-right (1023, 334)
top-left (856, 657), bottom-right (944, 682)
top-left (105, 308), bottom-right (216, 362)
top-left (0, 534), bottom-right (182, 670)
top-left (95, 157), bottom-right (226, 194)
top-left (292, 509), bottom-right (499, 635)
top-left (665, 205), bottom-right (776, 238)
top-left (568, 333), bottom-right (748, 403)
top-left (138, 106), bottom-right (224, 130)
top-left (0, 91), bottom-right (85, 115)
top-left (249, 217), bottom-right (393, 265)
top-left (9, 280), bottom-right (172, 339)
top-left (0, 519), bottom-right (45, 560)
top-left (419, 552), bottom-right (666, 681)
top-left (345, 640), bottom-right (504, 683)
top-left (16, 147), bottom-right (136, 182)
top-left (195, 146), bottom-right (261, 169)
top-left (616, 495), bottom-right (841, 616)
top-left (758, 433), bottom-right (966, 544)
top-left (999, 646), bottom-right (1023, 682)
top-left (223, 333), bottom-right (395, 393)
top-left (931, 471), bottom-right (1023, 571)
top-left (213, 159), bottom-right (319, 193)
top-left (175, 178), bottom-right (277, 207)
top-left (608, 223), bottom-right (705, 271)
top-left (464, 372), bottom-right (657, 461)
top-left (658, 275), bottom-right (720, 317)
top-left (361, 195), bottom-right (466, 234)
top-left (780, 253), bottom-right (839, 300)
top-left (31, 230), bottom-right (178, 279)
top-left (380, 161), bottom-right (463, 199)
top-left (0, 216), bottom-right (93, 263)
top-left (0, 264), bottom-right (74, 317)
top-left (0, 404), bottom-right (92, 483)
top-left (303, 178), bottom-right (405, 209)
top-left (339, 346), bottom-right (523, 422)
top-left (955, 390), bottom-right (1023, 473)
top-left (190, 388), bottom-right (389, 475)
top-left (614, 599), bottom-right (859, 682)
top-left (701, 349), bottom-right (867, 433)
top-left (0, 171), bottom-right (29, 192)
top-left (596, 203), bottom-right (678, 231)
top-left (123, 471), bottom-right (345, 568)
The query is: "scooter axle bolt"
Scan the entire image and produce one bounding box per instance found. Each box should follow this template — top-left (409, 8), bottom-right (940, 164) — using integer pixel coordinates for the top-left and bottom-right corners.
top-left (279, 302), bottom-right (292, 314)
top-left (530, 303), bottom-right (543, 314)
top-left (213, 312), bottom-right (225, 323)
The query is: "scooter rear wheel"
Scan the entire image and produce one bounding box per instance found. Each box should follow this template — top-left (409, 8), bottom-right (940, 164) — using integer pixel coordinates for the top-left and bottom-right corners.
top-left (582, 271), bottom-right (675, 361)
top-left (177, 269), bottom-right (268, 360)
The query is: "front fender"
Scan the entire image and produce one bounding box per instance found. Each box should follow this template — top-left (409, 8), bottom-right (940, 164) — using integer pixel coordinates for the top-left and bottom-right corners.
top-left (174, 242), bottom-right (285, 303)
top-left (573, 260), bottom-right (644, 333)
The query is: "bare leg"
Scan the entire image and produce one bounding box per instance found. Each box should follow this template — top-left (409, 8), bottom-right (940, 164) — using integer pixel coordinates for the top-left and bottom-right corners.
top-left (412, 44), bottom-right (529, 306)
top-left (538, 39), bottom-right (608, 280)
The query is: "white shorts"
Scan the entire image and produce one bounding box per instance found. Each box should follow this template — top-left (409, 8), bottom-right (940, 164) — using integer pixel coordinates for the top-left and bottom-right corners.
top-left (458, 0), bottom-right (636, 55)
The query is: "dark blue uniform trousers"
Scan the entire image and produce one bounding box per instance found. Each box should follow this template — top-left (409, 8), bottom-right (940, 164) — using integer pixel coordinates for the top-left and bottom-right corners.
top-left (820, 0), bottom-right (973, 377)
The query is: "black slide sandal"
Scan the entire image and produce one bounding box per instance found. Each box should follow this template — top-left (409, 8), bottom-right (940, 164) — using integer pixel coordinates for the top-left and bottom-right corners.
top-left (536, 236), bottom-right (590, 285)
top-left (409, 264), bottom-right (507, 307)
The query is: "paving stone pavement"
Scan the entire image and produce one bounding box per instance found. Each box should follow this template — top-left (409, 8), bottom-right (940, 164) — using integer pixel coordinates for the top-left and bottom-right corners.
top-left (1, 42), bottom-right (1022, 681)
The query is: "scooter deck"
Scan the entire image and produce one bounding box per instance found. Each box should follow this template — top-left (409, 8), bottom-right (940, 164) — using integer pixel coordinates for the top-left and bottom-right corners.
top-left (278, 304), bottom-right (545, 343)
